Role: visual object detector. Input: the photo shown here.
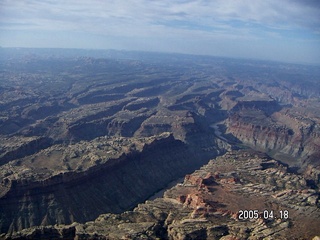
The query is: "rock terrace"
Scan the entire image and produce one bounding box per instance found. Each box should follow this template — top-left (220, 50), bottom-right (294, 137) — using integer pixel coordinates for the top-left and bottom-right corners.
top-left (6, 150), bottom-right (320, 239)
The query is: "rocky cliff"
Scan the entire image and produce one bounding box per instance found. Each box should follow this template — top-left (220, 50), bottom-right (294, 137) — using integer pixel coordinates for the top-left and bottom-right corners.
top-left (5, 150), bottom-right (319, 240)
top-left (226, 107), bottom-right (320, 169)
top-left (1, 49), bottom-right (319, 238)
top-left (0, 134), bottom-right (213, 234)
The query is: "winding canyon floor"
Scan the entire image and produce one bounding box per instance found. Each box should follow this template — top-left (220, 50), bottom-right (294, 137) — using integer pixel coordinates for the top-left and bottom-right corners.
top-left (0, 49), bottom-right (319, 239)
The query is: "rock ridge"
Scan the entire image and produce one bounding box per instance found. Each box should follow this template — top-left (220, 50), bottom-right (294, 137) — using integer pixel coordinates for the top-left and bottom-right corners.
top-left (5, 150), bottom-right (319, 239)
top-left (0, 133), bottom-right (214, 234)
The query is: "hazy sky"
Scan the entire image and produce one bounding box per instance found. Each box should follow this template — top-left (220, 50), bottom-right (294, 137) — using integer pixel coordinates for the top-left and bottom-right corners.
top-left (1, 0), bottom-right (320, 64)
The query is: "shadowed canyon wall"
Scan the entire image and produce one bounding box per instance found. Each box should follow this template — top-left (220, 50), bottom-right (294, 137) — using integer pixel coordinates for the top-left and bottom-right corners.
top-left (0, 135), bottom-right (209, 233)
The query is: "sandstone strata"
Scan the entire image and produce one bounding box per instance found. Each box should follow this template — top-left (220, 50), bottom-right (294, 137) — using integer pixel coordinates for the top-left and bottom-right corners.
top-left (5, 150), bottom-right (319, 239)
top-left (226, 106), bottom-right (320, 170)
top-left (0, 133), bottom-right (216, 234)
top-left (0, 49), bottom-right (319, 238)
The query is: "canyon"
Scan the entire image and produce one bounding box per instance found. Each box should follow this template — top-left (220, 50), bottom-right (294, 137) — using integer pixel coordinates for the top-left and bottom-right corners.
top-left (0, 48), bottom-right (319, 239)
top-left (5, 150), bottom-right (320, 239)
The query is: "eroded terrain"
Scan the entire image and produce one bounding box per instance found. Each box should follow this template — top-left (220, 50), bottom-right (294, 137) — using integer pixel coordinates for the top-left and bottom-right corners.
top-left (7, 151), bottom-right (320, 239)
top-left (0, 48), bottom-right (319, 238)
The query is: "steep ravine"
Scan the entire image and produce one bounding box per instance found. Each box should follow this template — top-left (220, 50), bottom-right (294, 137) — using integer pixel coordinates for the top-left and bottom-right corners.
top-left (0, 135), bottom-right (214, 234)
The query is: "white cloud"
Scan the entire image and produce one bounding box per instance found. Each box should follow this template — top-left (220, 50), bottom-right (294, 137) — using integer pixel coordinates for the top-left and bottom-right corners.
top-left (1, 0), bottom-right (319, 33)
top-left (0, 0), bottom-right (319, 63)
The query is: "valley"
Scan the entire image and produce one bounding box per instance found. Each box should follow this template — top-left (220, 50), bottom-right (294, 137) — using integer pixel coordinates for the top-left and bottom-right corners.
top-left (0, 48), bottom-right (319, 239)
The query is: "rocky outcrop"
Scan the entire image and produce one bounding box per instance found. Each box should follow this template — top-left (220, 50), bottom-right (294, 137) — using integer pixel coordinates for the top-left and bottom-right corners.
top-left (0, 137), bottom-right (52, 166)
top-left (6, 150), bottom-right (319, 240)
top-left (231, 100), bottom-right (281, 115)
top-left (0, 134), bottom-right (211, 234)
top-left (1, 49), bottom-right (320, 239)
top-left (226, 108), bottom-right (320, 168)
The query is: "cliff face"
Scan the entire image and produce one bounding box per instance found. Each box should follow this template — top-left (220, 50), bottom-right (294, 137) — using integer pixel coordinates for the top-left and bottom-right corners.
top-left (7, 150), bottom-right (320, 240)
top-left (0, 134), bottom-right (210, 234)
top-left (226, 109), bottom-right (320, 168)
top-left (1, 49), bottom-right (320, 238)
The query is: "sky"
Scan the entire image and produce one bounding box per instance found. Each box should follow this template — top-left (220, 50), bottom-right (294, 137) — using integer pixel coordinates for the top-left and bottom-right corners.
top-left (0, 0), bottom-right (320, 64)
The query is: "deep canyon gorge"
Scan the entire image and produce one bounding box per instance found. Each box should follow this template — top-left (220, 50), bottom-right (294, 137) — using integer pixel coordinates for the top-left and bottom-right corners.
top-left (0, 49), bottom-right (319, 239)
